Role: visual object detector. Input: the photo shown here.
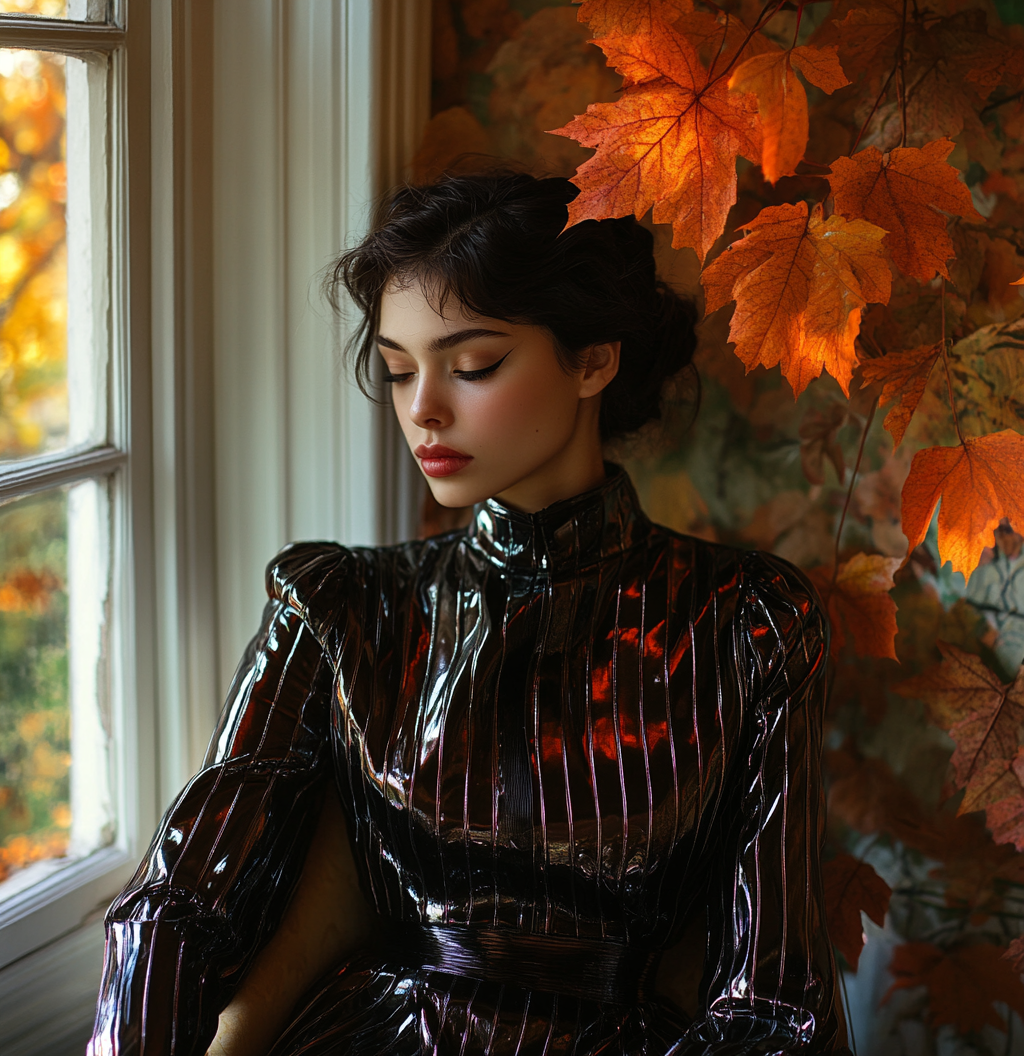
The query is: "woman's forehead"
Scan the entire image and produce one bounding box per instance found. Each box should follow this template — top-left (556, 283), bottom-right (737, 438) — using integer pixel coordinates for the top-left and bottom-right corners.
top-left (379, 277), bottom-right (515, 342)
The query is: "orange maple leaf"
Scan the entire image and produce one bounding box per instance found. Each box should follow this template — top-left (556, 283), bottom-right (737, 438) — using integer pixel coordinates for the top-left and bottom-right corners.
top-left (702, 201), bottom-right (891, 396)
top-left (549, 22), bottom-right (760, 261)
top-left (860, 343), bottom-right (941, 447)
top-left (809, 553), bottom-right (900, 660)
top-left (900, 430), bottom-right (1024, 578)
top-left (730, 45), bottom-right (849, 185)
top-left (896, 643), bottom-right (1024, 839)
top-left (573, 0), bottom-right (691, 37)
top-left (822, 853), bottom-right (892, 971)
top-left (828, 139), bottom-right (982, 282)
top-left (885, 942), bottom-right (1024, 1032)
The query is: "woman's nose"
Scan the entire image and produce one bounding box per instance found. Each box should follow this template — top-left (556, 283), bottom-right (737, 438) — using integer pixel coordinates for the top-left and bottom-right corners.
top-left (408, 375), bottom-right (453, 430)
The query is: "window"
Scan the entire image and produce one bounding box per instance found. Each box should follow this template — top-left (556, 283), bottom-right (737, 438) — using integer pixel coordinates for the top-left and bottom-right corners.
top-left (0, 0), bottom-right (131, 965)
top-left (0, 2), bottom-right (430, 1046)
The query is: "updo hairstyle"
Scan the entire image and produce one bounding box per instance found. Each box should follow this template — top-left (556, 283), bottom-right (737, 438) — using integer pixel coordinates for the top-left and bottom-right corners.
top-left (327, 171), bottom-right (699, 442)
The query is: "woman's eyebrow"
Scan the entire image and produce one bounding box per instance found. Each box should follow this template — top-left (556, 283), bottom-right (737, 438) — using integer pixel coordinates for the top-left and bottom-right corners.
top-left (376, 328), bottom-right (512, 353)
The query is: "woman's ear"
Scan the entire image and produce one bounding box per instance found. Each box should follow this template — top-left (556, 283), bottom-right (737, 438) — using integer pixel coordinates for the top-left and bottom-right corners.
top-left (579, 340), bottom-right (621, 398)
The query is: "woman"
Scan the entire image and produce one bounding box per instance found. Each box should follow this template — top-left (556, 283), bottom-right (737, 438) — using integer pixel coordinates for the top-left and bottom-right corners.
top-left (89, 173), bottom-right (847, 1055)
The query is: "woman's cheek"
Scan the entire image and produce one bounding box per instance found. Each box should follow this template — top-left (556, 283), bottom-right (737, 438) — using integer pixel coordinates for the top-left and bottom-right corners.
top-left (461, 380), bottom-right (536, 450)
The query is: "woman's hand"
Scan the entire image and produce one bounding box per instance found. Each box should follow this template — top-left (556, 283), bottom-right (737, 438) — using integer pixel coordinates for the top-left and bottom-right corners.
top-left (206, 787), bottom-right (375, 1056)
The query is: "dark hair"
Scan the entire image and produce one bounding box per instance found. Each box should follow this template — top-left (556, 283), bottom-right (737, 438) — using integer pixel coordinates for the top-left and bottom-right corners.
top-left (326, 172), bottom-right (699, 442)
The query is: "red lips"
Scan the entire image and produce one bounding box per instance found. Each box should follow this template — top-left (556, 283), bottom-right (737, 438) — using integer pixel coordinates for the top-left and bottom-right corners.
top-left (414, 444), bottom-right (473, 478)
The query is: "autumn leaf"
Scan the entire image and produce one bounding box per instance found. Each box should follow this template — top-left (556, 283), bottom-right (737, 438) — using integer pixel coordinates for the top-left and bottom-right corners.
top-left (410, 106), bottom-right (492, 183)
top-left (573, 0), bottom-right (690, 37)
top-left (790, 44), bottom-right (850, 95)
top-left (885, 942), bottom-right (1024, 1032)
top-left (896, 643), bottom-right (1024, 837)
top-left (702, 202), bottom-right (891, 396)
top-left (730, 45), bottom-right (849, 185)
top-left (728, 52), bottom-right (803, 186)
top-left (860, 343), bottom-right (941, 447)
top-left (809, 553), bottom-right (900, 660)
top-left (929, 811), bottom-right (1024, 921)
top-left (799, 403), bottom-right (847, 485)
top-left (822, 853), bottom-right (891, 971)
top-left (974, 748), bottom-right (1024, 852)
top-left (814, 0), bottom-right (903, 79)
top-left (828, 139), bottom-right (982, 282)
top-left (900, 430), bottom-right (1024, 579)
top-left (549, 22), bottom-right (759, 261)
top-left (826, 744), bottom-right (941, 852)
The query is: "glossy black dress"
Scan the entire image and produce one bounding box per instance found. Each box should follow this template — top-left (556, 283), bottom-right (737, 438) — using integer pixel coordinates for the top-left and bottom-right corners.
top-left (89, 464), bottom-right (846, 1055)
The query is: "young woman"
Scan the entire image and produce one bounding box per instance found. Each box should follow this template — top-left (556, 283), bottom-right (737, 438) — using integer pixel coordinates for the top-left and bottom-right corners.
top-left (89, 173), bottom-right (847, 1055)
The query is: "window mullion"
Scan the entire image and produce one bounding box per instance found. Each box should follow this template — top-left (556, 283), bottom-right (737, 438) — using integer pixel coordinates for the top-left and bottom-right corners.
top-left (0, 15), bottom-right (123, 54)
top-left (0, 445), bottom-right (127, 505)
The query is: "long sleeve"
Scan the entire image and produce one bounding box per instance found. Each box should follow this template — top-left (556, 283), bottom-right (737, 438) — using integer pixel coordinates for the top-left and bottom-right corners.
top-left (677, 553), bottom-right (846, 1054)
top-left (88, 596), bottom-right (337, 1056)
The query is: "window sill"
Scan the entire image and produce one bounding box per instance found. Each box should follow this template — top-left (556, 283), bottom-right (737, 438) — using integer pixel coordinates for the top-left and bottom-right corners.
top-left (0, 846), bottom-right (131, 969)
top-left (0, 918), bottom-right (104, 1056)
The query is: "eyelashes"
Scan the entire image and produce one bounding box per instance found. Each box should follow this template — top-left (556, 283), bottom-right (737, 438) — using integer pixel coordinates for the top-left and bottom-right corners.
top-left (383, 350), bottom-right (512, 384)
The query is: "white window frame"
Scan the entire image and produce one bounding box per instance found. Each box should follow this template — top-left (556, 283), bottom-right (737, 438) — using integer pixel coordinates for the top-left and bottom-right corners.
top-left (0, 1), bottom-right (138, 971)
top-left (0, 2), bottom-right (428, 1051)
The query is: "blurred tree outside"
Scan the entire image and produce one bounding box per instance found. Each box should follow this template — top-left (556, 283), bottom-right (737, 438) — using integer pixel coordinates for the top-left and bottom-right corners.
top-left (0, 10), bottom-right (72, 892)
top-left (0, 490), bottom-right (68, 886)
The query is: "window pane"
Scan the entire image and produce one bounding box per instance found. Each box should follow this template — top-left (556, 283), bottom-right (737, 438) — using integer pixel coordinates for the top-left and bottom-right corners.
top-left (0, 48), bottom-right (107, 463)
top-left (0, 1), bottom-right (110, 21)
top-left (0, 478), bottom-right (113, 901)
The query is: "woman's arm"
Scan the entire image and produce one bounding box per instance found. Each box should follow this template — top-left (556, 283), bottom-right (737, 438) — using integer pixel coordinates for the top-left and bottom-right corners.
top-left (89, 600), bottom-right (336, 1056)
top-left (678, 553), bottom-right (847, 1053)
top-left (207, 784), bottom-right (375, 1056)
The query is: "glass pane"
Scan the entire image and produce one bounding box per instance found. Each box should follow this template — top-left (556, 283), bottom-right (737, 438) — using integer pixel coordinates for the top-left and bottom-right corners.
top-left (0, 48), bottom-right (107, 463)
top-left (0, 1), bottom-right (110, 21)
top-left (0, 49), bottom-right (67, 459)
top-left (0, 479), bottom-right (112, 900)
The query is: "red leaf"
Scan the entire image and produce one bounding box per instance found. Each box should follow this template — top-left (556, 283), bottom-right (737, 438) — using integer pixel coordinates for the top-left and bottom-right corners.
top-left (822, 853), bottom-right (891, 971)
top-left (896, 643), bottom-right (1024, 849)
top-left (886, 942), bottom-right (1024, 1032)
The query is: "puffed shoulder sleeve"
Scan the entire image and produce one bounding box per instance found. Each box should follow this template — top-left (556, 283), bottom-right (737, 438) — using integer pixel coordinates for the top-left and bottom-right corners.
top-left (678, 551), bottom-right (848, 1054)
top-left (88, 543), bottom-right (352, 1056)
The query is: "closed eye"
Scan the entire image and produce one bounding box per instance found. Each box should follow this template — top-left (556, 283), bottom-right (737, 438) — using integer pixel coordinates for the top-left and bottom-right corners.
top-left (453, 350), bottom-right (512, 380)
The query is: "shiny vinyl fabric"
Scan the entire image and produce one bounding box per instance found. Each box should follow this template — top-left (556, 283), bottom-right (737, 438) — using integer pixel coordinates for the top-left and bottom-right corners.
top-left (90, 464), bottom-right (847, 1056)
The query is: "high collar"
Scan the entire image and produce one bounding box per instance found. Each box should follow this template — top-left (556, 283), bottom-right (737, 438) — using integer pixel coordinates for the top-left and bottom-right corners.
top-left (466, 463), bottom-right (648, 574)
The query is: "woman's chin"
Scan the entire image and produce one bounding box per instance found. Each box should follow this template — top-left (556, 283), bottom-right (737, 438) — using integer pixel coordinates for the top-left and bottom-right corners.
top-left (425, 478), bottom-right (488, 509)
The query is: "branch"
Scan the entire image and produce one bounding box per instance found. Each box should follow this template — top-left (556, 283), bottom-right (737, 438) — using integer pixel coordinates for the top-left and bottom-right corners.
top-left (706, 0), bottom-right (784, 88)
top-left (832, 396), bottom-right (879, 583)
top-left (939, 277), bottom-right (966, 447)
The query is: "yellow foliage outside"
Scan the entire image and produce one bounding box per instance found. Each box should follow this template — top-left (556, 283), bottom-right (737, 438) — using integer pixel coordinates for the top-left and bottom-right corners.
top-left (0, 2), bottom-right (67, 17)
top-left (0, 45), bottom-right (67, 460)
top-left (0, 28), bottom-right (70, 889)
